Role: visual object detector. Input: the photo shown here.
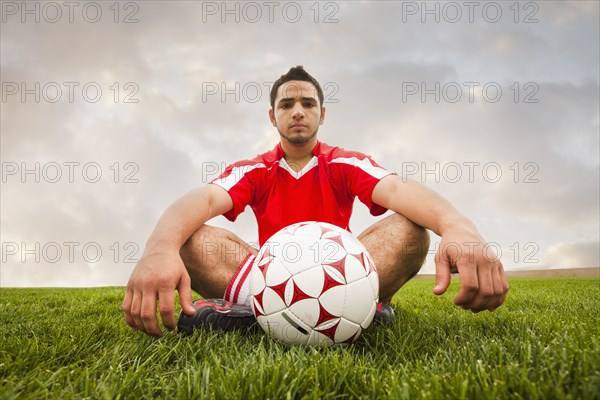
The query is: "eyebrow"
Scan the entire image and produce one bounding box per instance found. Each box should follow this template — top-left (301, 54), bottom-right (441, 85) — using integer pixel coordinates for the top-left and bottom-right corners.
top-left (278, 97), bottom-right (318, 104)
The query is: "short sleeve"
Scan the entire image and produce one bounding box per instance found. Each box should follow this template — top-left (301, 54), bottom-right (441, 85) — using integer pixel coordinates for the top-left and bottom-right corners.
top-left (210, 163), bottom-right (257, 222)
top-left (342, 155), bottom-right (395, 216)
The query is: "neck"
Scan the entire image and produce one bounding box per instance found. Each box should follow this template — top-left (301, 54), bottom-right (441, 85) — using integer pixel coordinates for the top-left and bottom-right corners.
top-left (280, 137), bottom-right (318, 170)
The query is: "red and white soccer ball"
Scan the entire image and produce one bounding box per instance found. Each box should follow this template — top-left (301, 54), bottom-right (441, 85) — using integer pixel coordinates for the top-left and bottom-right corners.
top-left (249, 221), bottom-right (379, 346)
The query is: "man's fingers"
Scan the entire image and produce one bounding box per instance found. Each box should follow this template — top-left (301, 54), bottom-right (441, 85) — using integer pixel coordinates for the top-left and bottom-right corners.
top-left (158, 289), bottom-right (176, 332)
top-left (433, 251), bottom-right (451, 295)
top-left (140, 291), bottom-right (162, 337)
top-left (469, 262), bottom-right (495, 312)
top-left (487, 262), bottom-right (504, 310)
top-left (130, 290), bottom-right (144, 332)
top-left (122, 287), bottom-right (137, 330)
top-left (433, 235), bottom-right (509, 313)
top-left (455, 261), bottom-right (479, 307)
top-left (500, 262), bottom-right (510, 294)
top-left (489, 262), bottom-right (509, 311)
top-left (178, 272), bottom-right (196, 316)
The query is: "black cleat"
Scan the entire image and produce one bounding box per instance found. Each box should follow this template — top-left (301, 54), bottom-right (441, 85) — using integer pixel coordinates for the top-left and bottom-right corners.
top-left (373, 302), bottom-right (396, 325)
top-left (177, 298), bottom-right (257, 335)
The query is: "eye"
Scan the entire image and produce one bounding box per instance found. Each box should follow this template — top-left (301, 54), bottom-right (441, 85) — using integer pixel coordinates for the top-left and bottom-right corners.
top-left (303, 102), bottom-right (314, 108)
top-left (281, 103), bottom-right (291, 109)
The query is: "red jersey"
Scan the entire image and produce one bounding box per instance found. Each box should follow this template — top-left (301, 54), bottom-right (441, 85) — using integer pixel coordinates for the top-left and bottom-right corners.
top-left (211, 141), bottom-right (393, 246)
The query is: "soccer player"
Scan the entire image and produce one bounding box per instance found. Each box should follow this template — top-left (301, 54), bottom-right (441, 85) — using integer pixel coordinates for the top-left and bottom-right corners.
top-left (122, 66), bottom-right (509, 337)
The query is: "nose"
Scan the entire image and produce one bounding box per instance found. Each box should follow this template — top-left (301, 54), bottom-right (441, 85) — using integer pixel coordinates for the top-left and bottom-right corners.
top-left (291, 103), bottom-right (305, 119)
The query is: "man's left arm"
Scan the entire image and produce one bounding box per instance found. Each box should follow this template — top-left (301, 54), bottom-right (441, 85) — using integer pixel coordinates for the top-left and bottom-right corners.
top-left (371, 174), bottom-right (509, 312)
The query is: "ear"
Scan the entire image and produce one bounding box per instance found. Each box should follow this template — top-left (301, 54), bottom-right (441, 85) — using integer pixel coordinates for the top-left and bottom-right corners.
top-left (319, 106), bottom-right (326, 125)
top-left (269, 108), bottom-right (277, 127)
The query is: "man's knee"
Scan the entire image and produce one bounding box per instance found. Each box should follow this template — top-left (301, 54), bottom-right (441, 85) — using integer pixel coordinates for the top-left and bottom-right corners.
top-left (180, 225), bottom-right (218, 265)
top-left (379, 213), bottom-right (430, 258)
top-left (400, 218), bottom-right (430, 263)
top-left (179, 225), bottom-right (256, 298)
top-left (180, 224), bottom-right (256, 267)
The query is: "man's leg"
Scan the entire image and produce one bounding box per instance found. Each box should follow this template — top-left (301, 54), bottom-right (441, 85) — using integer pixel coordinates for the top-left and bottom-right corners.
top-left (180, 224), bottom-right (258, 299)
top-left (177, 225), bottom-right (259, 333)
top-left (358, 213), bottom-right (430, 304)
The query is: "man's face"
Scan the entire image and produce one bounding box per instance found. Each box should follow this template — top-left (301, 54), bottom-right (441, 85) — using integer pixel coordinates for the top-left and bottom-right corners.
top-left (269, 80), bottom-right (326, 145)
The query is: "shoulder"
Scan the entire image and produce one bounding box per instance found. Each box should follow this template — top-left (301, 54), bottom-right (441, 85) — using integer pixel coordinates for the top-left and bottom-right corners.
top-left (318, 142), bottom-right (390, 179)
top-left (317, 142), bottom-right (378, 163)
top-left (227, 145), bottom-right (280, 169)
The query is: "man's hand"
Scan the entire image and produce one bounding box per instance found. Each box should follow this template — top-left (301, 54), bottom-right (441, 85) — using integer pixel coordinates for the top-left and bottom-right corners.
top-left (371, 175), bottom-right (509, 312)
top-left (120, 185), bottom-right (234, 336)
top-left (122, 251), bottom-right (196, 337)
top-left (433, 226), bottom-right (509, 312)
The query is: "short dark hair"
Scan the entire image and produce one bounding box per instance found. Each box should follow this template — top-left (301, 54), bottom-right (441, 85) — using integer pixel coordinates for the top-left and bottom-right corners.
top-left (270, 65), bottom-right (324, 109)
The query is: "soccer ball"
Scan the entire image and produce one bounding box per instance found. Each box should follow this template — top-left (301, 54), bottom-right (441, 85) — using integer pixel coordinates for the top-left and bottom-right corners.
top-left (249, 221), bottom-right (379, 346)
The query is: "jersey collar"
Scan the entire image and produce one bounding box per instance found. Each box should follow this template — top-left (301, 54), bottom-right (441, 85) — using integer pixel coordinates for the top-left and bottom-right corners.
top-left (271, 140), bottom-right (322, 179)
top-left (272, 140), bottom-right (323, 161)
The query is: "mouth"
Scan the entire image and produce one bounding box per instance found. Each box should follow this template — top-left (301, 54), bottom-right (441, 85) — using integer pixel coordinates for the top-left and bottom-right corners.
top-left (290, 124), bottom-right (307, 129)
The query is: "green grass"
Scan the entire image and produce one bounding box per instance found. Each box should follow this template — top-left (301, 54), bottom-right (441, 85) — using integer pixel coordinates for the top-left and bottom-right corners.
top-left (1, 278), bottom-right (599, 400)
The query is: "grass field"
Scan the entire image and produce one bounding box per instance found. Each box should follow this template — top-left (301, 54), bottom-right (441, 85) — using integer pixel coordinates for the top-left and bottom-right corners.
top-left (1, 278), bottom-right (599, 399)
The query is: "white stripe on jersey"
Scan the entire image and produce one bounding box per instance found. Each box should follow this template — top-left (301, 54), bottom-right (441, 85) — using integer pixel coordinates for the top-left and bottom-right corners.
top-left (330, 156), bottom-right (391, 179)
top-left (212, 163), bottom-right (267, 191)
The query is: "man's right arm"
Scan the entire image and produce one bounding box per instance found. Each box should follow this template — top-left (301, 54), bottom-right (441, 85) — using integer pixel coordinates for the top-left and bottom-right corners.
top-left (121, 184), bottom-right (233, 337)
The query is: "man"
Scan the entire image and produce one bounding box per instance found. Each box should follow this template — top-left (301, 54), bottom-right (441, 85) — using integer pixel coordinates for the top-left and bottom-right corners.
top-left (122, 66), bottom-right (509, 337)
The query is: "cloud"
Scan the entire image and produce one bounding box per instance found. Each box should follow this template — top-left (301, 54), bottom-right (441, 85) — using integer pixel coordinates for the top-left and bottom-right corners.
top-left (543, 240), bottom-right (600, 269)
top-left (1, 1), bottom-right (598, 286)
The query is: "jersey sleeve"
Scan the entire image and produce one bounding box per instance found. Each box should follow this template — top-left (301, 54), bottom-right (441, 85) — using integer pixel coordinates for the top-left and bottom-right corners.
top-left (210, 162), bottom-right (264, 222)
top-left (334, 154), bottom-right (395, 216)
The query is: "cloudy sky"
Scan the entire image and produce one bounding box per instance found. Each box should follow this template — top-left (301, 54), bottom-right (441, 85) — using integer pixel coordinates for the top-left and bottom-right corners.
top-left (1, 0), bottom-right (598, 287)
